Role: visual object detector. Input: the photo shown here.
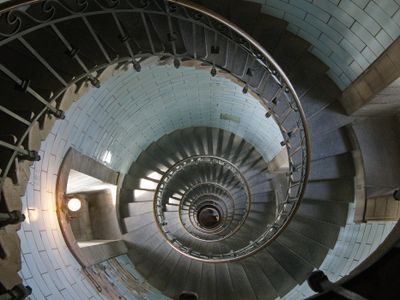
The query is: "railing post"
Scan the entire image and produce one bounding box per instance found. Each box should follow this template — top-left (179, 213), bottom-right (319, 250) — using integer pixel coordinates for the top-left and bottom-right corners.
top-left (179, 292), bottom-right (198, 300)
top-left (307, 270), bottom-right (368, 300)
top-left (394, 189), bottom-right (400, 200)
top-left (0, 284), bottom-right (32, 300)
top-left (0, 211), bottom-right (25, 228)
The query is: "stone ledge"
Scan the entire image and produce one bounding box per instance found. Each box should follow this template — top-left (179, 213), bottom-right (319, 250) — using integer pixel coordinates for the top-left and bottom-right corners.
top-left (340, 38), bottom-right (400, 114)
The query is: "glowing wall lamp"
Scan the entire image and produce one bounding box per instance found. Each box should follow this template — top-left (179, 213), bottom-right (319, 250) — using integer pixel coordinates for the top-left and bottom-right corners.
top-left (67, 197), bottom-right (82, 212)
top-left (62, 195), bottom-right (83, 219)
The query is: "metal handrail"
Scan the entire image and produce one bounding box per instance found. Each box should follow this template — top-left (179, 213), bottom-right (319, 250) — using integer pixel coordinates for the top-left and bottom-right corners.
top-left (154, 155), bottom-right (252, 251)
top-left (178, 183), bottom-right (237, 240)
top-left (0, 0), bottom-right (310, 262)
top-left (156, 0), bottom-right (310, 261)
top-left (184, 191), bottom-right (237, 238)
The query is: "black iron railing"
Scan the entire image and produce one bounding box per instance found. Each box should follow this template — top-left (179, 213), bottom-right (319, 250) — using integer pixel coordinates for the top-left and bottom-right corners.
top-left (0, 0), bottom-right (310, 262)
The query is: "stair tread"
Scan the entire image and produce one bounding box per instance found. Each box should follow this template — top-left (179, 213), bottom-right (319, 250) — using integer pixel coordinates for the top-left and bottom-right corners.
top-left (297, 200), bottom-right (348, 226)
top-left (305, 178), bottom-right (354, 202)
top-left (310, 152), bottom-right (355, 180)
top-left (227, 262), bottom-right (258, 300)
top-left (278, 228), bottom-right (329, 267)
top-left (253, 249), bottom-right (298, 296)
top-left (266, 240), bottom-right (313, 285)
top-left (290, 214), bottom-right (341, 249)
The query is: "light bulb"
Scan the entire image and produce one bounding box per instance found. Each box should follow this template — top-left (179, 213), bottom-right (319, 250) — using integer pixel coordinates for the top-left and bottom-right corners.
top-left (67, 198), bottom-right (81, 212)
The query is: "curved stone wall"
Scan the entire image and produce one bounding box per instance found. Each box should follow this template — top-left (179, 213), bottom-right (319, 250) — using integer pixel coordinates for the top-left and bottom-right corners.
top-left (17, 63), bottom-right (283, 299)
top-left (248, 0), bottom-right (400, 89)
top-left (0, 0), bottom-right (393, 298)
top-left (16, 61), bottom-right (396, 299)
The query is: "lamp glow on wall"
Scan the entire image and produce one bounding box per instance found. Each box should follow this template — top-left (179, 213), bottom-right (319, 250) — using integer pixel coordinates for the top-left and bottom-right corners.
top-left (67, 197), bottom-right (82, 212)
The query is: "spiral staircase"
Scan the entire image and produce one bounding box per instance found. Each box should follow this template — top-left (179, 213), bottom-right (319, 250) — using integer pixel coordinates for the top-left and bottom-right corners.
top-left (0, 0), bottom-right (380, 299)
top-left (120, 124), bottom-right (354, 299)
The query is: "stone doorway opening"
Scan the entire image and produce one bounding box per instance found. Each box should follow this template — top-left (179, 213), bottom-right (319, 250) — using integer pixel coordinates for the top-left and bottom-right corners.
top-left (57, 148), bottom-right (127, 266)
